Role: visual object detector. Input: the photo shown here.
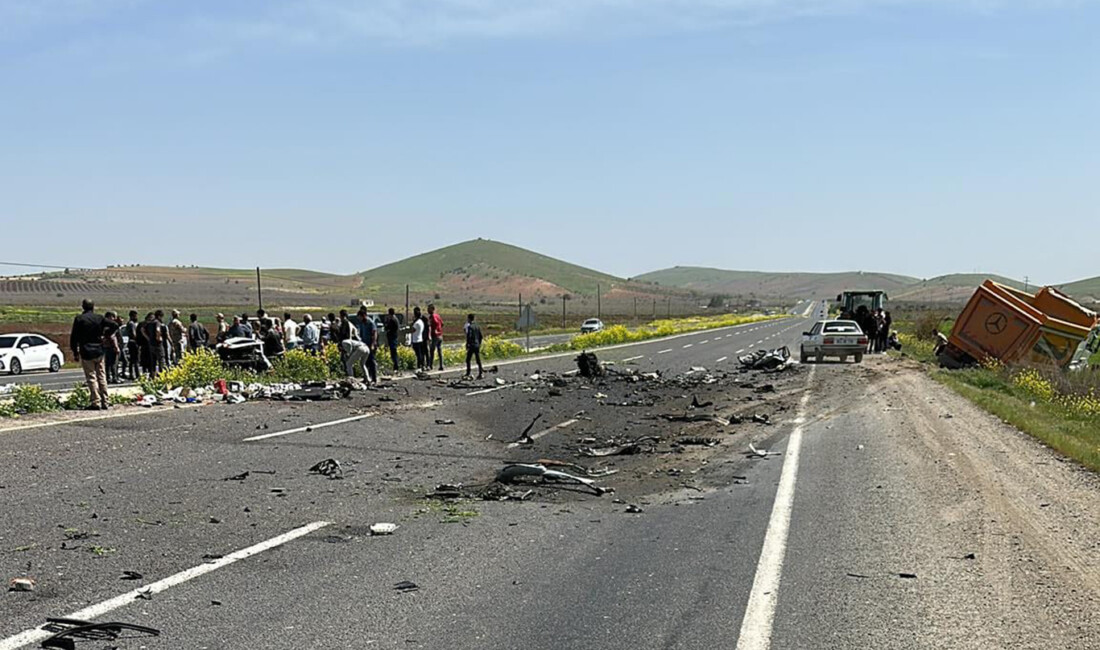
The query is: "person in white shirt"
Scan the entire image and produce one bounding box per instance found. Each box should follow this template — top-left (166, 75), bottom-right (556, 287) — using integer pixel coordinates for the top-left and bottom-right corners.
top-left (410, 306), bottom-right (426, 370)
top-left (282, 312), bottom-right (299, 350)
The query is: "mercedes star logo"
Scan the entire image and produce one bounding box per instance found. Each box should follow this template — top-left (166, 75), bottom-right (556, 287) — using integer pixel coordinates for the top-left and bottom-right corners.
top-left (985, 312), bottom-right (1008, 335)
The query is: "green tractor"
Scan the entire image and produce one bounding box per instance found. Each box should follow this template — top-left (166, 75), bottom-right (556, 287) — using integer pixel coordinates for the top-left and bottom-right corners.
top-left (836, 290), bottom-right (887, 319)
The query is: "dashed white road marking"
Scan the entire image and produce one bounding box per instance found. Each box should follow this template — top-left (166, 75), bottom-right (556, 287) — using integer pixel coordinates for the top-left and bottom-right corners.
top-left (658, 349), bottom-right (672, 354)
top-left (716, 356), bottom-right (728, 363)
top-left (245, 413), bottom-right (376, 441)
top-left (621, 355), bottom-right (645, 363)
top-left (506, 418), bottom-right (578, 448)
top-left (736, 348), bottom-right (745, 354)
top-left (0, 521), bottom-right (333, 650)
top-left (735, 366), bottom-right (816, 650)
top-left (683, 344), bottom-right (694, 349)
top-left (700, 340), bottom-right (709, 344)
top-left (466, 382), bottom-right (526, 396)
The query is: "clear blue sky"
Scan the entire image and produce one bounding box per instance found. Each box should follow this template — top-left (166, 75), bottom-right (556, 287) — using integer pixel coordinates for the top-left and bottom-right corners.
top-left (2, 0), bottom-right (1097, 284)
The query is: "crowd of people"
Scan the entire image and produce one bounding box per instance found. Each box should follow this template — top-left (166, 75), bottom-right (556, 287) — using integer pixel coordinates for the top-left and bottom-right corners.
top-left (68, 300), bottom-right (489, 410)
top-left (844, 305), bottom-right (898, 354)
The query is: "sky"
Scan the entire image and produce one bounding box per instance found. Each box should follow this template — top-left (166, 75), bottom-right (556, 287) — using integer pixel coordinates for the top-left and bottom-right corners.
top-left (1, 0), bottom-right (1098, 284)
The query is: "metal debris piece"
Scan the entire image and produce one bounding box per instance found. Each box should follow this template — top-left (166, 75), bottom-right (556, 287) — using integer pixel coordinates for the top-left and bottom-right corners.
top-left (434, 419), bottom-right (456, 425)
top-left (9, 577), bottom-right (35, 592)
top-left (579, 436), bottom-right (659, 457)
top-left (751, 414), bottom-right (771, 424)
top-left (394, 580), bottom-right (420, 592)
top-left (536, 459), bottom-right (619, 478)
top-left (120, 571), bottom-right (143, 581)
top-left (222, 471), bottom-right (250, 481)
top-left (660, 413), bottom-right (731, 426)
top-left (748, 443), bottom-right (781, 458)
top-left (309, 458), bottom-right (342, 478)
top-left (40, 618), bottom-right (160, 650)
top-left (625, 504), bottom-right (644, 514)
top-left (426, 484), bottom-right (464, 499)
top-left (690, 395), bottom-right (714, 409)
top-left (496, 463), bottom-right (609, 496)
top-left (369, 523), bottom-right (398, 536)
top-left (738, 346), bottom-right (791, 371)
top-left (677, 437), bottom-right (720, 447)
top-left (512, 413), bottom-right (544, 445)
top-left (576, 351), bottom-right (605, 378)
top-left (897, 572), bottom-right (918, 579)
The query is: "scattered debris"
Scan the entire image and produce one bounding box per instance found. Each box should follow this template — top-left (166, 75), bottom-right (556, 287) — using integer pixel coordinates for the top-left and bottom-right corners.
top-left (738, 346), bottom-right (792, 371)
top-left (8, 577), bottom-right (35, 592)
top-left (40, 618), bottom-right (160, 650)
top-left (120, 571), bottom-right (143, 581)
top-left (135, 588), bottom-right (153, 600)
top-left (751, 414), bottom-right (771, 425)
top-left (625, 504), bottom-right (644, 514)
top-left (690, 395), bottom-right (714, 409)
top-left (369, 523), bottom-right (398, 536)
top-left (512, 414), bottom-right (544, 445)
top-left (426, 484), bottom-right (464, 499)
top-left (223, 471), bottom-right (250, 482)
top-left (575, 351), bottom-right (605, 378)
top-left (660, 413), bottom-right (731, 426)
top-left (580, 435), bottom-right (659, 457)
top-left (497, 463), bottom-right (610, 496)
top-left (676, 437), bottom-right (720, 447)
top-left (747, 443), bottom-right (781, 458)
top-left (394, 580), bottom-right (420, 593)
top-left (434, 419), bottom-right (455, 425)
top-left (536, 458), bottom-right (619, 477)
top-left (309, 458), bottom-right (342, 479)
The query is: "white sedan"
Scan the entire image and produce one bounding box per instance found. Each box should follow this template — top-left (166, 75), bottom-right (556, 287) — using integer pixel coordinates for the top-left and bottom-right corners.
top-left (581, 318), bottom-right (605, 334)
top-left (0, 333), bottom-right (66, 375)
top-left (800, 320), bottom-right (868, 363)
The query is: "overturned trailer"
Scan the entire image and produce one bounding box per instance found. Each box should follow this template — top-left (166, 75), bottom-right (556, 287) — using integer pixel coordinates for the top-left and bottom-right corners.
top-left (936, 280), bottom-right (1100, 370)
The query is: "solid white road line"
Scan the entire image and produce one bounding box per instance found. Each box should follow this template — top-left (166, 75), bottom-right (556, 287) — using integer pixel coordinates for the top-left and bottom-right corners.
top-left (735, 366), bottom-right (816, 650)
top-left (244, 413), bottom-right (375, 442)
top-left (621, 355), bottom-right (645, 363)
top-left (0, 405), bottom-right (200, 435)
top-left (505, 418), bottom-right (578, 449)
top-left (465, 382), bottom-right (526, 396)
top-left (716, 356), bottom-right (728, 363)
top-left (658, 349), bottom-right (672, 354)
top-left (0, 521), bottom-right (333, 650)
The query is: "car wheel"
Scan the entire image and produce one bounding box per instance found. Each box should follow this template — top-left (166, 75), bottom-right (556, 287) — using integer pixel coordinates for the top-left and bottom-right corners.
top-left (815, 351), bottom-right (824, 364)
top-left (799, 347), bottom-right (808, 363)
top-left (855, 353), bottom-right (863, 363)
top-left (9, 358), bottom-right (22, 375)
top-left (49, 355), bottom-right (61, 372)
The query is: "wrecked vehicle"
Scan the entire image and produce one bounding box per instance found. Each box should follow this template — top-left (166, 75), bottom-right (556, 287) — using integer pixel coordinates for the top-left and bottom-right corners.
top-left (739, 346), bottom-right (792, 370)
top-left (215, 337), bottom-right (272, 372)
top-left (936, 280), bottom-right (1100, 370)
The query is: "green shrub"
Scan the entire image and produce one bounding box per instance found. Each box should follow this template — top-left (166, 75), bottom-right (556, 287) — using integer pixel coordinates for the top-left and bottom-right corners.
top-left (141, 348), bottom-right (228, 392)
top-left (62, 383), bottom-right (91, 410)
top-left (271, 348), bottom-right (330, 382)
top-left (11, 385), bottom-right (61, 414)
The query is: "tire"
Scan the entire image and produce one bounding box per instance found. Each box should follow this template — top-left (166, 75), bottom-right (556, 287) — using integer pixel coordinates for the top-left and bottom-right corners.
top-left (50, 356), bottom-right (62, 372)
top-left (855, 353), bottom-right (863, 363)
top-left (9, 358), bottom-right (22, 375)
top-left (839, 355), bottom-right (848, 363)
top-left (815, 351), bottom-right (824, 364)
top-left (800, 347), bottom-right (809, 363)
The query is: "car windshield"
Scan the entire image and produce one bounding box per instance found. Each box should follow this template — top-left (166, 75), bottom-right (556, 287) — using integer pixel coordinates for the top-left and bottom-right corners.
top-left (584, 320), bottom-right (599, 325)
top-left (0, 336), bottom-right (17, 348)
top-left (824, 322), bottom-right (861, 334)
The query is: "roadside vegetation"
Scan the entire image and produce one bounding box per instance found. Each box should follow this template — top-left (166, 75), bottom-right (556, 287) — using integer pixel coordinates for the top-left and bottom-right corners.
top-left (893, 312), bottom-right (1100, 472)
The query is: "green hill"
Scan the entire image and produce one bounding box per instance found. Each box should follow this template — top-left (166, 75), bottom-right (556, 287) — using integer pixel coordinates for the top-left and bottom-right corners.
top-left (358, 239), bottom-right (627, 298)
top-left (635, 266), bottom-right (921, 299)
top-left (1060, 276), bottom-right (1100, 303)
top-left (894, 273), bottom-right (1025, 303)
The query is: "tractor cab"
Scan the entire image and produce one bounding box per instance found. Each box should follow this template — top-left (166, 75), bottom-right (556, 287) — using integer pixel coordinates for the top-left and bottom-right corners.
top-left (836, 290), bottom-right (887, 318)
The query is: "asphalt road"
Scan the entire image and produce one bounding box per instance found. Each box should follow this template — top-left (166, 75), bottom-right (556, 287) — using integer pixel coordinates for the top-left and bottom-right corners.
top-left (3, 309), bottom-right (1099, 649)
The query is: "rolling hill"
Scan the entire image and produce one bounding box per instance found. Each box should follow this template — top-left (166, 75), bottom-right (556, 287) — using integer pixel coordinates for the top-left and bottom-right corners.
top-left (358, 239), bottom-right (657, 302)
top-left (635, 267), bottom-right (922, 299)
top-left (1059, 276), bottom-right (1100, 304)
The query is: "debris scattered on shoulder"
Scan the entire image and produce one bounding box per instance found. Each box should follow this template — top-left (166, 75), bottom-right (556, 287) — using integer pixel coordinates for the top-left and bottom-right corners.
top-left (40, 618), bottom-right (160, 648)
top-left (747, 443), bottom-right (781, 458)
top-left (309, 458), bottom-right (342, 478)
top-left (676, 437), bottom-right (720, 447)
top-left (8, 577), bottom-right (35, 592)
top-left (625, 504), bottom-right (644, 514)
top-left (739, 346), bottom-right (792, 371)
top-left (512, 413), bottom-right (544, 445)
top-left (369, 523), bottom-right (398, 536)
top-left (394, 580), bottom-right (420, 593)
top-left (575, 351), bottom-right (605, 378)
top-left (579, 435), bottom-right (659, 457)
top-left (496, 463), bottom-right (610, 496)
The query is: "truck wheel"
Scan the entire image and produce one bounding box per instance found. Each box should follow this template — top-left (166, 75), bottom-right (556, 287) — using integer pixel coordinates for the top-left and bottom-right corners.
top-left (855, 353), bottom-right (863, 363)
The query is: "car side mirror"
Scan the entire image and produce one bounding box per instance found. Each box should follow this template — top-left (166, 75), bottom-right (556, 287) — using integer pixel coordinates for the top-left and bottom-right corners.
top-left (19, 343), bottom-right (29, 349)
top-left (835, 294), bottom-right (842, 302)
top-left (802, 331), bottom-right (811, 336)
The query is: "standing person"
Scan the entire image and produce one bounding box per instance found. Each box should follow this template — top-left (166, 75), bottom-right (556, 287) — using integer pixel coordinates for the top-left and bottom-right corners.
top-left (283, 312), bottom-right (299, 350)
top-left (124, 310), bottom-right (141, 380)
top-left (187, 313), bottom-right (209, 352)
top-left (215, 313), bottom-right (229, 343)
top-left (384, 308), bottom-right (401, 373)
top-left (299, 314), bottom-right (320, 354)
top-left (137, 312), bottom-right (152, 377)
top-left (102, 311), bottom-right (121, 385)
top-left (427, 304), bottom-right (444, 371)
top-left (158, 311), bottom-right (171, 372)
top-left (321, 313), bottom-right (336, 345)
top-left (333, 310), bottom-right (352, 365)
top-left (410, 307), bottom-right (426, 370)
top-left (464, 313), bottom-right (484, 379)
top-left (144, 310), bottom-right (166, 376)
top-left (69, 300), bottom-right (117, 410)
top-left (168, 310), bottom-right (186, 364)
top-left (226, 316), bottom-right (246, 339)
top-left (880, 310), bottom-right (892, 354)
top-left (351, 306), bottom-right (379, 383)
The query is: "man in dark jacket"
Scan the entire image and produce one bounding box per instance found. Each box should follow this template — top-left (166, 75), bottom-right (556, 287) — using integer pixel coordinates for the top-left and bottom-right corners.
top-left (464, 313), bottom-right (484, 379)
top-left (187, 313), bottom-right (209, 352)
top-left (124, 310), bottom-right (141, 380)
top-left (384, 308), bottom-right (401, 373)
top-left (70, 300), bottom-right (118, 410)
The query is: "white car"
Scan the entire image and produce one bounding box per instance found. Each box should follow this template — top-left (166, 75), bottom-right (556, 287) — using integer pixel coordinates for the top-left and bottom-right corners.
top-left (0, 333), bottom-right (65, 375)
top-left (580, 318), bottom-right (604, 334)
top-left (800, 320), bottom-right (868, 363)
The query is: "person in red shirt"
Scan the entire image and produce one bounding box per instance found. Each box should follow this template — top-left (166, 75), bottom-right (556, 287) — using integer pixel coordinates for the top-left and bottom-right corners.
top-left (427, 303), bottom-right (445, 371)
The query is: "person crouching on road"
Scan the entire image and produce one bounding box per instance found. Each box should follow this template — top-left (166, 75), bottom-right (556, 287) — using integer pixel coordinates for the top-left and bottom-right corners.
top-left (352, 306), bottom-right (379, 383)
top-left (340, 336), bottom-right (374, 381)
top-left (70, 300), bottom-right (119, 410)
top-left (464, 313), bottom-right (484, 379)
top-left (427, 303), bottom-right (444, 371)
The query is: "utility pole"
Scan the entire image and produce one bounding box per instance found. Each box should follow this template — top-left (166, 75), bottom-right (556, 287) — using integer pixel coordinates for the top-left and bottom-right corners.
top-left (405, 284), bottom-right (409, 324)
top-left (597, 284), bottom-right (601, 320)
top-left (667, 297), bottom-right (671, 318)
top-left (562, 295), bottom-right (567, 328)
top-left (256, 267), bottom-right (263, 311)
top-left (633, 297), bottom-right (637, 323)
top-left (652, 298), bottom-right (656, 319)
top-left (519, 293), bottom-right (523, 321)
top-left (1024, 276), bottom-right (1030, 293)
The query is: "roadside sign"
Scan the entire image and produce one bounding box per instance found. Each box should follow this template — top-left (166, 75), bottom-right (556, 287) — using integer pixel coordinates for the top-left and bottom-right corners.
top-left (516, 305), bottom-right (537, 330)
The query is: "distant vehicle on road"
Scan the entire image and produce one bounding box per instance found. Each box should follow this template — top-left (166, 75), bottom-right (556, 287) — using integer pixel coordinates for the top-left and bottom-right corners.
top-left (580, 318), bottom-right (605, 334)
top-left (800, 320), bottom-right (868, 364)
top-left (0, 333), bottom-right (65, 375)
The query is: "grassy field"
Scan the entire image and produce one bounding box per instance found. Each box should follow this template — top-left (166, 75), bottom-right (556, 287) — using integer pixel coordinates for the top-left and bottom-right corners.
top-left (891, 313), bottom-right (1100, 472)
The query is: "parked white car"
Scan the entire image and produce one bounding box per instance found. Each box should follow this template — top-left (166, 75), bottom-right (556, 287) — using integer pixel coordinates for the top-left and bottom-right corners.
top-left (0, 333), bottom-right (65, 375)
top-left (580, 318), bottom-right (605, 334)
top-left (800, 320), bottom-right (868, 363)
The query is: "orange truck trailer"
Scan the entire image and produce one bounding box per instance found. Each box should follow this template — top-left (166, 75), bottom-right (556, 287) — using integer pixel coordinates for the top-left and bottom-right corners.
top-left (936, 280), bottom-right (1100, 370)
